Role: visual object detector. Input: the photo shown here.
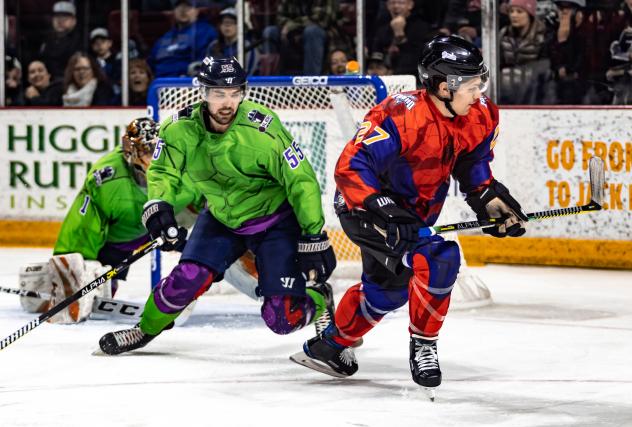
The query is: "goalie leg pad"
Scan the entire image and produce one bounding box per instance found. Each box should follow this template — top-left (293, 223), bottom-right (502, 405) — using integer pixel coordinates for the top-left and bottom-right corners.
top-left (153, 261), bottom-right (215, 314)
top-left (408, 239), bottom-right (460, 338)
top-left (18, 262), bottom-right (52, 313)
top-left (261, 295), bottom-right (315, 335)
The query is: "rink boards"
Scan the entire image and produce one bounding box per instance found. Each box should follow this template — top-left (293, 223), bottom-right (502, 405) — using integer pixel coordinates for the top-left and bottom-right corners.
top-left (0, 106), bottom-right (630, 269)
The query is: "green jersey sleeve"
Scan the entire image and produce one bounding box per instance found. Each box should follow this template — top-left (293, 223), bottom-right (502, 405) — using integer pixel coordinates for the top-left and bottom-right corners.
top-left (267, 122), bottom-right (325, 235)
top-left (53, 180), bottom-right (108, 260)
top-left (147, 115), bottom-right (189, 206)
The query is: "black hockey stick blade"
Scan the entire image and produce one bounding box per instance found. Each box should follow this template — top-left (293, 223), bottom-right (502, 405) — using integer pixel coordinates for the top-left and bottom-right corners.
top-left (419, 156), bottom-right (605, 237)
top-left (0, 237), bottom-right (164, 351)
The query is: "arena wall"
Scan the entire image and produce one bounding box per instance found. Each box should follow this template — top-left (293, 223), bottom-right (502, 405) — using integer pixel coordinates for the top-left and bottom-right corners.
top-left (0, 106), bottom-right (630, 268)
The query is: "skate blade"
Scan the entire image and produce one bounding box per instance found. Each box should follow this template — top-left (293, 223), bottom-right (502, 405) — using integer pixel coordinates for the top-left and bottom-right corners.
top-left (91, 348), bottom-right (108, 356)
top-left (289, 351), bottom-right (349, 379)
top-left (424, 387), bottom-right (437, 402)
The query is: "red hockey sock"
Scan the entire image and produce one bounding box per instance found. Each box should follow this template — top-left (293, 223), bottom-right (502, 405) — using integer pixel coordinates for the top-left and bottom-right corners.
top-left (332, 283), bottom-right (384, 347)
top-left (408, 255), bottom-right (451, 338)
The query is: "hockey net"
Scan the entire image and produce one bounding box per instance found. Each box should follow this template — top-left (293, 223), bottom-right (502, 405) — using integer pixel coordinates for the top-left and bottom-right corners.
top-left (150, 75), bottom-right (491, 308)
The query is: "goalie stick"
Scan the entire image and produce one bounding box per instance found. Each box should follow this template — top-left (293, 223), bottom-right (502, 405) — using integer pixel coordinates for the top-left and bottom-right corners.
top-left (417, 156), bottom-right (606, 237)
top-left (0, 236), bottom-right (164, 351)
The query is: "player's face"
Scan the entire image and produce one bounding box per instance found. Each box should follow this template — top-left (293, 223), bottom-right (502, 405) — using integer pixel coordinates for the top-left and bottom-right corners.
top-left (206, 87), bottom-right (243, 126)
top-left (452, 77), bottom-right (485, 115)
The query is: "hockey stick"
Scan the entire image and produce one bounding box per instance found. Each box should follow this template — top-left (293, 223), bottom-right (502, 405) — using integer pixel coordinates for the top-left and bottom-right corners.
top-left (0, 286), bottom-right (143, 320)
top-left (418, 157), bottom-right (605, 237)
top-left (0, 286), bottom-right (51, 299)
top-left (0, 237), bottom-right (164, 351)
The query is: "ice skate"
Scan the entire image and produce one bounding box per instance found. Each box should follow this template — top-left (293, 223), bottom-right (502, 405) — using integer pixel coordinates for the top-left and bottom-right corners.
top-left (96, 323), bottom-right (164, 355)
top-left (409, 335), bottom-right (441, 401)
top-left (290, 324), bottom-right (358, 378)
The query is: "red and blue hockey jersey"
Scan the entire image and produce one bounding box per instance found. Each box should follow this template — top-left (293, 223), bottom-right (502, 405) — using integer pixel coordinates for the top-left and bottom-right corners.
top-left (334, 89), bottom-right (500, 225)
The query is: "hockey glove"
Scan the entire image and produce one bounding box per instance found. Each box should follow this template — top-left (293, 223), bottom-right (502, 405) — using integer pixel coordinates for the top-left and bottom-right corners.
top-left (298, 232), bottom-right (337, 283)
top-left (363, 194), bottom-right (421, 254)
top-left (141, 200), bottom-right (186, 251)
top-left (466, 179), bottom-right (528, 238)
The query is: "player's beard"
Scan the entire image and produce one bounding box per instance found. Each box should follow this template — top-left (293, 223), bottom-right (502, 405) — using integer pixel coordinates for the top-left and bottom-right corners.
top-left (210, 107), bottom-right (237, 125)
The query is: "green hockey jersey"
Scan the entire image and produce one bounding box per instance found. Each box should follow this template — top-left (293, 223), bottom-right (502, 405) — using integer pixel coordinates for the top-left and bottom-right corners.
top-left (54, 146), bottom-right (203, 260)
top-left (147, 100), bottom-right (324, 235)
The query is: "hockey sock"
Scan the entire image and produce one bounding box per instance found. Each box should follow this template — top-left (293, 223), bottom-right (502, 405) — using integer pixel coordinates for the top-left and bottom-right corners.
top-left (408, 255), bottom-right (452, 337)
top-left (305, 287), bottom-right (326, 324)
top-left (139, 294), bottom-right (180, 336)
top-left (331, 284), bottom-right (383, 347)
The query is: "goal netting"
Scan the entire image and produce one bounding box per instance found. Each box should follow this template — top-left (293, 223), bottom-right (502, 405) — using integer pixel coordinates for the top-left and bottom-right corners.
top-left (149, 75), bottom-right (491, 309)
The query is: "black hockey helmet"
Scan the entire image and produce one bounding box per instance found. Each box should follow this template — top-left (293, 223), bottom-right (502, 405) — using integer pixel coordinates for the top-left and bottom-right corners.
top-left (418, 35), bottom-right (488, 116)
top-left (197, 56), bottom-right (247, 90)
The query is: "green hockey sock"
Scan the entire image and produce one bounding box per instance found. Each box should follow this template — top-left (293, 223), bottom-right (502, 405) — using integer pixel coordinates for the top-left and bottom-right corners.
top-left (306, 287), bottom-right (326, 324)
top-left (139, 294), bottom-right (181, 335)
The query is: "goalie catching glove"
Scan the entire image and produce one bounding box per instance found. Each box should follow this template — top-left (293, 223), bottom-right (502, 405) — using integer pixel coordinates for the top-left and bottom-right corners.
top-left (363, 194), bottom-right (422, 255)
top-left (466, 179), bottom-right (528, 238)
top-left (298, 232), bottom-right (336, 282)
top-left (142, 200), bottom-right (187, 251)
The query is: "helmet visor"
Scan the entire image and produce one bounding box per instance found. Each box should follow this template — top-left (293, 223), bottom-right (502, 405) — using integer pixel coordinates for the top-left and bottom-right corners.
top-left (447, 65), bottom-right (489, 94)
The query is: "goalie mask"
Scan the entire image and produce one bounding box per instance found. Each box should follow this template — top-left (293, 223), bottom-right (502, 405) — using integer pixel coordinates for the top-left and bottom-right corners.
top-left (122, 117), bottom-right (159, 187)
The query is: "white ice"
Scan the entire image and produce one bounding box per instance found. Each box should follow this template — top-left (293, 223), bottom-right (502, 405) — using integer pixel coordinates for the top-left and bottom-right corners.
top-left (1, 248), bottom-right (631, 427)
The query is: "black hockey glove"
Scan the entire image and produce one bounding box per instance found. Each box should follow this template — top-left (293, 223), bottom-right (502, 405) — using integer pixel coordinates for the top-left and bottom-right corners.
top-left (363, 194), bottom-right (422, 255)
top-left (466, 179), bottom-right (528, 238)
top-left (141, 200), bottom-right (186, 251)
top-left (298, 232), bottom-right (337, 283)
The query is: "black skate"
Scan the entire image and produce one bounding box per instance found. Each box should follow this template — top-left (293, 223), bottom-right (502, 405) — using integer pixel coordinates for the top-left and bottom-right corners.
top-left (409, 335), bottom-right (442, 400)
top-left (307, 281), bottom-right (335, 336)
top-left (97, 324), bottom-right (159, 355)
top-left (290, 324), bottom-right (358, 378)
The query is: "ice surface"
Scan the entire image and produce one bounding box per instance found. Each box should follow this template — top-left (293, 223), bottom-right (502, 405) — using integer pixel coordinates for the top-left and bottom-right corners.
top-left (1, 248), bottom-right (631, 427)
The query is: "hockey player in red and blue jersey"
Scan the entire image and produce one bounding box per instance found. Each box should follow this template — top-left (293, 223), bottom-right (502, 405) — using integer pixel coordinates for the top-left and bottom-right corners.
top-left (291, 35), bottom-right (528, 394)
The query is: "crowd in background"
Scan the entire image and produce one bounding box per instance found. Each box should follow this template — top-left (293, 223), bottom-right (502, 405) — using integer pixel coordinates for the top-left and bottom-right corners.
top-left (4, 0), bottom-right (632, 107)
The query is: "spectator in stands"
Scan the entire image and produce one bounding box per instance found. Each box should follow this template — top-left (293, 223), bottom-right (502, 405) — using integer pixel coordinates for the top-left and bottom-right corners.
top-left (498, 0), bottom-right (552, 104)
top-left (549, 0), bottom-right (585, 104)
top-left (90, 28), bottom-right (122, 95)
top-left (205, 7), bottom-right (260, 75)
top-left (129, 59), bottom-right (153, 106)
top-left (606, 26), bottom-right (632, 103)
top-left (366, 51), bottom-right (391, 76)
top-left (5, 55), bottom-right (23, 106)
top-left (23, 60), bottom-right (64, 106)
top-left (39, 1), bottom-right (83, 80)
top-left (579, 1), bottom-right (623, 104)
top-left (261, 0), bottom-right (340, 75)
top-left (440, 0), bottom-right (483, 39)
top-left (372, 0), bottom-right (435, 76)
top-left (148, 0), bottom-right (218, 77)
top-left (62, 52), bottom-right (115, 107)
top-left (328, 49), bottom-right (349, 75)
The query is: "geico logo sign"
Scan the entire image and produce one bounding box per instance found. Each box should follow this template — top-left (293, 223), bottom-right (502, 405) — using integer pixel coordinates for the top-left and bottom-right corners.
top-left (292, 76), bottom-right (328, 86)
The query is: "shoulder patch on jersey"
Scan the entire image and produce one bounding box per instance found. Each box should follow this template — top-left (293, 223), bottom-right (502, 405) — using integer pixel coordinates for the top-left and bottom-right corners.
top-left (174, 105), bottom-right (195, 122)
top-left (247, 109), bottom-right (274, 132)
top-left (93, 166), bottom-right (115, 186)
top-left (391, 93), bottom-right (417, 110)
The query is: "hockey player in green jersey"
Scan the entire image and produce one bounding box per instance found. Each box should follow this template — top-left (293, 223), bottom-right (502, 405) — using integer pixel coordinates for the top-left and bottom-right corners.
top-left (18, 118), bottom-right (202, 323)
top-left (99, 56), bottom-right (337, 355)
